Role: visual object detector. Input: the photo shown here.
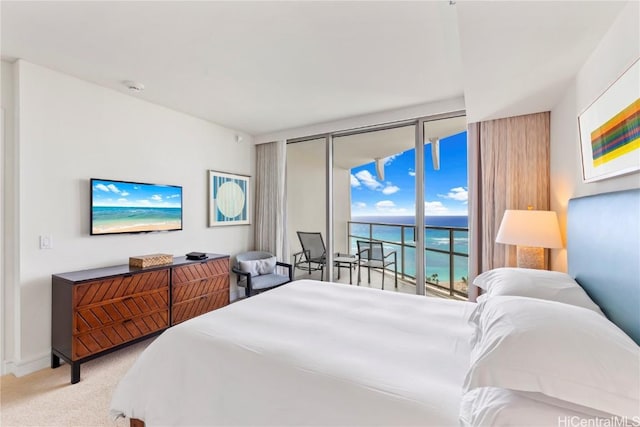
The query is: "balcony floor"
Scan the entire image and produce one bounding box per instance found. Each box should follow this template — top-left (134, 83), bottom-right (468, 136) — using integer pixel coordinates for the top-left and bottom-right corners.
top-left (293, 264), bottom-right (466, 301)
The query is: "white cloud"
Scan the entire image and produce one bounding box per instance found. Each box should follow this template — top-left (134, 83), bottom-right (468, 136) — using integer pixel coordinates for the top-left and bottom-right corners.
top-left (408, 169), bottom-right (416, 177)
top-left (382, 154), bottom-right (398, 166)
top-left (95, 183), bottom-right (125, 193)
top-left (350, 174), bottom-right (361, 188)
top-left (353, 202), bottom-right (367, 209)
top-left (167, 194), bottom-right (180, 199)
top-left (376, 200), bottom-right (407, 214)
top-left (425, 201), bottom-right (449, 214)
top-left (354, 170), bottom-right (382, 190)
top-left (382, 185), bottom-right (399, 195)
top-left (376, 200), bottom-right (396, 208)
top-left (107, 184), bottom-right (120, 193)
top-left (117, 198), bottom-right (128, 202)
top-left (151, 195), bottom-right (162, 201)
top-left (438, 187), bottom-right (468, 203)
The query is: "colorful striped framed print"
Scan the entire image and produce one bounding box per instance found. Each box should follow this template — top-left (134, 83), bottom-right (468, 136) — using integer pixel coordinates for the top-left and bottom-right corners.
top-left (578, 59), bottom-right (640, 182)
top-left (208, 170), bottom-right (250, 226)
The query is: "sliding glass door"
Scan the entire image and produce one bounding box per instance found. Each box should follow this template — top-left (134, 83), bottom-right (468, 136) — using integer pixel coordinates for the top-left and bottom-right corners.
top-left (286, 137), bottom-right (327, 281)
top-left (422, 116), bottom-right (468, 298)
top-left (333, 125), bottom-right (417, 290)
top-left (285, 111), bottom-right (468, 299)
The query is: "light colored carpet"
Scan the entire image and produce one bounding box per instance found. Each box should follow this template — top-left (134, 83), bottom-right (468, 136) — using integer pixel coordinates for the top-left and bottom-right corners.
top-left (1, 338), bottom-right (153, 427)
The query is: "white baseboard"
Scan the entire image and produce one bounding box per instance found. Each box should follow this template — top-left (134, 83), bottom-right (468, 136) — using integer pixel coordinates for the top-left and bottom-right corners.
top-left (6, 352), bottom-right (50, 377)
top-left (2, 360), bottom-right (15, 376)
top-left (230, 287), bottom-right (239, 302)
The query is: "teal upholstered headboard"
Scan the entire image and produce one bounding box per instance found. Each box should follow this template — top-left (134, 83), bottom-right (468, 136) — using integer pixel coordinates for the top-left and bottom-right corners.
top-left (567, 189), bottom-right (640, 345)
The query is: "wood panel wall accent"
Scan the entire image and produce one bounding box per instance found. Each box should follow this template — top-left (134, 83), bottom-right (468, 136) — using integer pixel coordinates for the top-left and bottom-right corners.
top-left (52, 254), bottom-right (229, 384)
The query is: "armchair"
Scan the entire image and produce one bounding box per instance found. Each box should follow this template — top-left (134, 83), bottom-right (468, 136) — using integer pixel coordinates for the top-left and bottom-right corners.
top-left (356, 240), bottom-right (398, 290)
top-left (232, 251), bottom-right (293, 298)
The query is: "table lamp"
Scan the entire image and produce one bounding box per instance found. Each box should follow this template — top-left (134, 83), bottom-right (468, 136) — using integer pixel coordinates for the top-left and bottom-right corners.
top-left (495, 209), bottom-right (563, 269)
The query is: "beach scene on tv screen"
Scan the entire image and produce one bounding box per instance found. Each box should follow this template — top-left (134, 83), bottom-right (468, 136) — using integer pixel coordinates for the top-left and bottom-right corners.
top-left (92, 180), bottom-right (182, 234)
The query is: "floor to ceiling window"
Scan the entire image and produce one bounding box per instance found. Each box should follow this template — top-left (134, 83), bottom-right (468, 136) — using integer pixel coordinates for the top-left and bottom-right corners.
top-left (334, 125), bottom-right (417, 290)
top-left (422, 117), bottom-right (468, 298)
top-left (286, 137), bottom-right (327, 279)
top-left (286, 112), bottom-right (468, 298)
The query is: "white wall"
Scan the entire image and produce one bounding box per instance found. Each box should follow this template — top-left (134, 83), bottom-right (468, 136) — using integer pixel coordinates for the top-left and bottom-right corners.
top-left (0, 107), bottom-right (4, 378)
top-left (3, 60), bottom-right (254, 375)
top-left (550, 1), bottom-right (640, 272)
top-left (2, 60), bottom-right (18, 374)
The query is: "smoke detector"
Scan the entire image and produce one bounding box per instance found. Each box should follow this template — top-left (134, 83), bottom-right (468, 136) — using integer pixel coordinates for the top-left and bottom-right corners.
top-left (122, 80), bottom-right (145, 92)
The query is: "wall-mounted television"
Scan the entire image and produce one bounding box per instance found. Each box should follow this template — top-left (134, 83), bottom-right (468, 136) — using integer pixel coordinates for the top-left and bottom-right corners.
top-left (90, 178), bottom-right (183, 235)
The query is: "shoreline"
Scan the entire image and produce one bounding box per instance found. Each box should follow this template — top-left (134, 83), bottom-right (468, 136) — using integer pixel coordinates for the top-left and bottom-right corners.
top-left (93, 221), bottom-right (181, 234)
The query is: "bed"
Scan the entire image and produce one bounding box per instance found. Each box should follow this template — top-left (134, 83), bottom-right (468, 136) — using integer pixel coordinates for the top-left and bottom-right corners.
top-left (110, 189), bottom-right (640, 426)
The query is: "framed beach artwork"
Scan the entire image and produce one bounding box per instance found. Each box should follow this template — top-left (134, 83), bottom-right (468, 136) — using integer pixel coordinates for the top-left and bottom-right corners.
top-left (208, 170), bottom-right (250, 226)
top-left (578, 58), bottom-right (640, 183)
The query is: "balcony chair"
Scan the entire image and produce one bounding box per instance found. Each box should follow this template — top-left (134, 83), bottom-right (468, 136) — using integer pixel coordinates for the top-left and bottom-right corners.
top-left (232, 251), bottom-right (293, 297)
top-left (356, 240), bottom-right (398, 290)
top-left (293, 231), bottom-right (328, 280)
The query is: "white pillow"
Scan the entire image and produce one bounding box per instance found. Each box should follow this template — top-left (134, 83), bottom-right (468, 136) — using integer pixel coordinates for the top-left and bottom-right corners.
top-left (465, 296), bottom-right (640, 418)
top-left (460, 387), bottom-right (625, 427)
top-left (473, 267), bottom-right (603, 314)
top-left (238, 256), bottom-right (276, 276)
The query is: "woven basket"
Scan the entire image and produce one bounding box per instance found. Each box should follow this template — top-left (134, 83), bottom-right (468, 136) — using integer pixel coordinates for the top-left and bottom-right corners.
top-left (129, 253), bottom-right (173, 268)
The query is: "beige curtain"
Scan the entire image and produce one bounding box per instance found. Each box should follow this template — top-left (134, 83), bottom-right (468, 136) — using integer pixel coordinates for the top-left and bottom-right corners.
top-left (468, 112), bottom-right (550, 300)
top-left (254, 141), bottom-right (289, 263)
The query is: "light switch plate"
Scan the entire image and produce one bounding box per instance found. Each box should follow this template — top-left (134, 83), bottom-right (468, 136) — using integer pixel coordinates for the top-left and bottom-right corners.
top-left (40, 235), bottom-right (53, 249)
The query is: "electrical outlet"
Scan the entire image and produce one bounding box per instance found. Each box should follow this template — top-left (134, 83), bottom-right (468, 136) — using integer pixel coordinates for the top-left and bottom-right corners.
top-left (40, 235), bottom-right (53, 249)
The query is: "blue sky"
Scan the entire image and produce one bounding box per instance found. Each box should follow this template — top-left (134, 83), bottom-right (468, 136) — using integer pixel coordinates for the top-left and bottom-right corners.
top-left (92, 180), bottom-right (182, 208)
top-left (350, 131), bottom-right (467, 216)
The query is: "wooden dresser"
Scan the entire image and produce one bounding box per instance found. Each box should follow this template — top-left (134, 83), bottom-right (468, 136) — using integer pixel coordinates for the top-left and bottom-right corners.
top-left (171, 257), bottom-right (230, 325)
top-left (52, 254), bottom-right (229, 384)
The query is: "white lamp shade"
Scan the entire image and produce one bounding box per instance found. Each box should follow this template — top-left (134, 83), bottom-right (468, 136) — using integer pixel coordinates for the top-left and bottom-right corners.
top-left (496, 210), bottom-right (563, 249)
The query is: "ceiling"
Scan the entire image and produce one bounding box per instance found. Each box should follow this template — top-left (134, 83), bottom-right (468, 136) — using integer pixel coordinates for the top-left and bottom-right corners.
top-left (0, 1), bottom-right (627, 137)
top-left (333, 115), bottom-right (467, 170)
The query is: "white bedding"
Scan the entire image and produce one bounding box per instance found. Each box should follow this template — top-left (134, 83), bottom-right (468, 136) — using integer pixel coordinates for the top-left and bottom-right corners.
top-left (110, 280), bottom-right (475, 426)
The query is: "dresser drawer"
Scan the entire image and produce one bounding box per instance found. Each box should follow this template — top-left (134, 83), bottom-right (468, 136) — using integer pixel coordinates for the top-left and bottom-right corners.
top-left (72, 309), bottom-right (168, 359)
top-left (74, 269), bottom-right (169, 308)
top-left (172, 275), bottom-right (228, 304)
top-left (171, 290), bottom-right (229, 325)
top-left (172, 258), bottom-right (228, 285)
top-left (52, 254), bottom-right (229, 383)
top-left (73, 288), bottom-right (169, 334)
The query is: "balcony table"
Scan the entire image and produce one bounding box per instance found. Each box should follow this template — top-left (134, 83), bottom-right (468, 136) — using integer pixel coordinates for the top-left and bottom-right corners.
top-left (333, 254), bottom-right (358, 284)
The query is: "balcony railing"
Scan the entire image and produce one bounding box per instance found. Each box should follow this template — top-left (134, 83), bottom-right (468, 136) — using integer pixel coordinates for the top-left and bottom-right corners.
top-left (348, 221), bottom-right (469, 298)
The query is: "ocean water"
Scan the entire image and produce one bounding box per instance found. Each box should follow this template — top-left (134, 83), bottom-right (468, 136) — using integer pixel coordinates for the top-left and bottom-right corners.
top-left (350, 215), bottom-right (469, 286)
top-left (352, 215), bottom-right (468, 227)
top-left (92, 206), bottom-right (182, 233)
